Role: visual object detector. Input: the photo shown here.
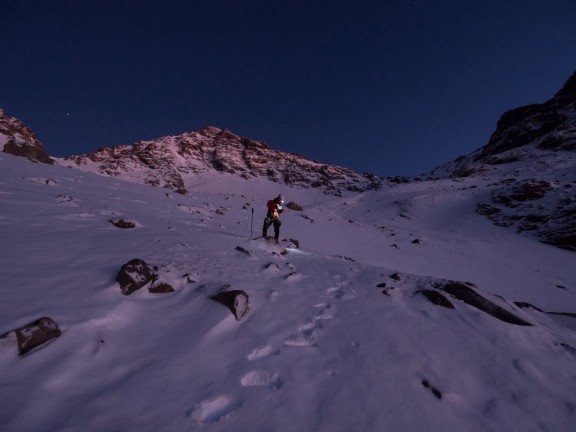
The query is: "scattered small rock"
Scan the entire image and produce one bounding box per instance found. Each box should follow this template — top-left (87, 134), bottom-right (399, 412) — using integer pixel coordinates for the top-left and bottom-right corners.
top-left (56, 194), bottom-right (74, 203)
top-left (149, 282), bottom-right (175, 294)
top-left (301, 214), bottom-right (314, 223)
top-left (422, 379), bottom-right (442, 399)
top-left (109, 219), bottom-right (136, 229)
top-left (235, 246), bottom-right (251, 255)
top-left (336, 255), bottom-right (356, 262)
top-left (556, 342), bottom-right (576, 355)
top-left (183, 273), bottom-right (197, 283)
top-left (288, 238), bottom-right (300, 248)
top-left (286, 201), bottom-right (303, 211)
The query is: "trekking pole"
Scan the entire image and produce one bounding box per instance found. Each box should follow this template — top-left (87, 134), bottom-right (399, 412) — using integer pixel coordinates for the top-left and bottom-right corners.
top-left (250, 208), bottom-right (254, 239)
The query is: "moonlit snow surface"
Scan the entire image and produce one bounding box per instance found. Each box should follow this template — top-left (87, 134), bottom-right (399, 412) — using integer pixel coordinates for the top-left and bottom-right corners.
top-left (1, 153), bottom-right (575, 431)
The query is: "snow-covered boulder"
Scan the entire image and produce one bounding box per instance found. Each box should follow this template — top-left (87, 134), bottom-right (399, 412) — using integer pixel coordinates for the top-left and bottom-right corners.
top-left (116, 259), bottom-right (156, 295)
top-left (116, 259), bottom-right (175, 295)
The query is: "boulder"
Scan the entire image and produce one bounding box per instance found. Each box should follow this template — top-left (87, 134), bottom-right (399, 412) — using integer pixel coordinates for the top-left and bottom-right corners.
top-left (116, 259), bottom-right (155, 295)
top-left (0, 317), bottom-right (62, 355)
top-left (210, 290), bottom-right (250, 321)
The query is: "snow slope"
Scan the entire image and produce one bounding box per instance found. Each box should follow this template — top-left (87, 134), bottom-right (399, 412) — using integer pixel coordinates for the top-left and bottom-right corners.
top-left (1, 153), bottom-right (575, 432)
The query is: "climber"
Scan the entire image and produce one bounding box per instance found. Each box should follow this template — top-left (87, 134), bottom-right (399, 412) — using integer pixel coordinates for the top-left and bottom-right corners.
top-left (262, 194), bottom-right (284, 242)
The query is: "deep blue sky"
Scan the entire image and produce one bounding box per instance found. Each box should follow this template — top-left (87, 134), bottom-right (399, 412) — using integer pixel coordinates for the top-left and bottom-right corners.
top-left (1, 1), bottom-right (575, 176)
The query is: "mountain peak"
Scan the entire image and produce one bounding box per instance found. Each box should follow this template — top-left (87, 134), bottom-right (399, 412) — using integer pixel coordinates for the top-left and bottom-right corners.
top-left (194, 126), bottom-right (270, 151)
top-left (58, 127), bottom-right (382, 196)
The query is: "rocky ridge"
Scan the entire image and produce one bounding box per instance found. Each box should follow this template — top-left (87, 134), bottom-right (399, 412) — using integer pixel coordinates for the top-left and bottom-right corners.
top-left (57, 126), bottom-right (383, 196)
top-left (0, 109), bottom-right (52, 164)
top-left (430, 71), bottom-right (576, 251)
top-left (477, 71), bottom-right (576, 159)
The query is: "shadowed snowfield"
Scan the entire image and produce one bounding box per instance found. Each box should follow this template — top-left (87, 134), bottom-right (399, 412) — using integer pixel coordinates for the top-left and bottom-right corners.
top-left (1, 153), bottom-right (575, 432)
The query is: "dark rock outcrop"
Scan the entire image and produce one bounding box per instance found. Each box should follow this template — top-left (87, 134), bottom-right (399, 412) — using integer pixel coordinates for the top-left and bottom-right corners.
top-left (476, 71), bottom-right (576, 159)
top-left (478, 178), bottom-right (576, 251)
top-left (0, 108), bottom-right (53, 164)
top-left (417, 289), bottom-right (455, 309)
top-left (441, 281), bottom-right (532, 326)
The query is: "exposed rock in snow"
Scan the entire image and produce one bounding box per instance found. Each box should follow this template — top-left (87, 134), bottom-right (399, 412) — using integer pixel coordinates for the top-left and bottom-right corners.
top-left (116, 258), bottom-right (156, 295)
top-left (440, 281), bottom-right (532, 326)
top-left (286, 201), bottom-right (304, 211)
top-left (210, 289), bottom-right (250, 321)
top-left (421, 379), bottom-right (443, 400)
top-left (116, 258), bottom-right (175, 294)
top-left (417, 289), bottom-right (455, 309)
top-left (148, 282), bottom-right (175, 294)
top-left (109, 219), bottom-right (137, 229)
top-left (0, 317), bottom-right (61, 355)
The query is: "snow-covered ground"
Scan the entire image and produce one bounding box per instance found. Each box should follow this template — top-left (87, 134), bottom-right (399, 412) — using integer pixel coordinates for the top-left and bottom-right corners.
top-left (1, 153), bottom-right (575, 432)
